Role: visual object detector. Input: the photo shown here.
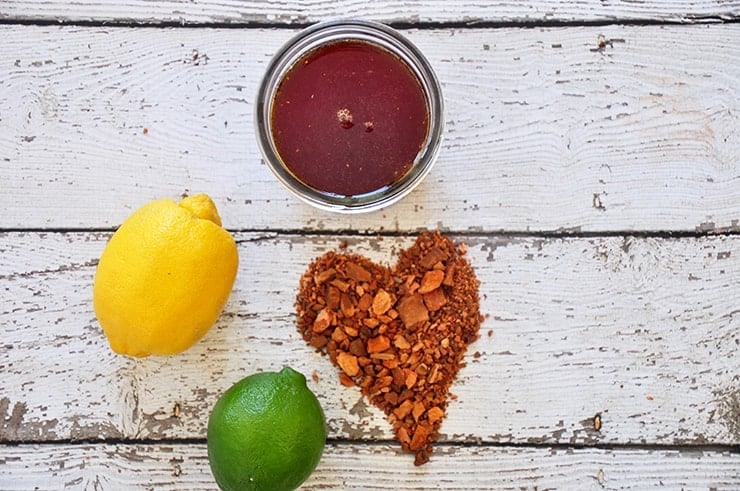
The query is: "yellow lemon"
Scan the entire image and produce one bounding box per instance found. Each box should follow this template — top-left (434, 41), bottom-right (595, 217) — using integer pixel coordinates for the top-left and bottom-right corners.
top-left (93, 194), bottom-right (238, 357)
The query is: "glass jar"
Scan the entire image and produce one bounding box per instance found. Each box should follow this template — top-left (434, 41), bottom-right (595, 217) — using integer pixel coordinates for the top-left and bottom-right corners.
top-left (254, 19), bottom-right (444, 213)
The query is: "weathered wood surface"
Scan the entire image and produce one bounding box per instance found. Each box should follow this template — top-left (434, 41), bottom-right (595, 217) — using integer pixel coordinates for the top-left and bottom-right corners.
top-left (2, 3), bottom-right (739, 489)
top-left (2, 232), bottom-right (738, 446)
top-left (1, 24), bottom-right (739, 233)
top-left (1, 1), bottom-right (739, 25)
top-left (1, 442), bottom-right (738, 490)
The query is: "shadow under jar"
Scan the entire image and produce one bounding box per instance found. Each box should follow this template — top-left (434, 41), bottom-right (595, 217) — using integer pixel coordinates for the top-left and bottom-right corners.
top-left (255, 19), bottom-right (444, 213)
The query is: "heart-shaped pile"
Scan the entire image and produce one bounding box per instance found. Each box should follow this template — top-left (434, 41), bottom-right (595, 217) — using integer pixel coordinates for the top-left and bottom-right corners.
top-left (296, 231), bottom-right (482, 465)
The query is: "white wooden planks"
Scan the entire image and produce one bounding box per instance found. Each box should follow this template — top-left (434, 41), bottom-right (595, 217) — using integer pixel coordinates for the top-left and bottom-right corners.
top-left (1, 24), bottom-right (739, 232)
top-left (1, 1), bottom-right (739, 25)
top-left (0, 442), bottom-right (738, 490)
top-left (1, 3), bottom-right (739, 488)
top-left (2, 232), bottom-right (737, 445)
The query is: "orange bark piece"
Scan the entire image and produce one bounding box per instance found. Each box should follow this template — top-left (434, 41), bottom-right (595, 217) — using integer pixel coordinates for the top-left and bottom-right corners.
top-left (393, 334), bottom-right (411, 350)
top-left (338, 373), bottom-right (355, 387)
top-left (344, 261), bottom-right (372, 282)
top-left (404, 369), bottom-right (418, 389)
top-left (372, 289), bottom-right (393, 315)
top-left (423, 288), bottom-right (447, 312)
top-left (419, 246), bottom-right (448, 269)
top-left (357, 293), bottom-right (373, 311)
top-left (427, 406), bottom-right (444, 424)
top-left (337, 352), bottom-right (360, 377)
top-left (314, 268), bottom-right (336, 285)
top-left (397, 294), bottom-right (429, 329)
top-left (349, 338), bottom-right (367, 357)
top-left (367, 335), bottom-right (391, 354)
top-left (418, 269), bottom-right (445, 294)
top-left (397, 427), bottom-right (411, 445)
top-left (340, 293), bottom-right (356, 317)
top-left (326, 286), bottom-right (341, 309)
top-left (443, 263), bottom-right (456, 286)
top-left (394, 399), bottom-right (414, 420)
top-left (409, 425), bottom-right (429, 450)
top-left (412, 400), bottom-right (426, 421)
top-left (312, 309), bottom-right (333, 333)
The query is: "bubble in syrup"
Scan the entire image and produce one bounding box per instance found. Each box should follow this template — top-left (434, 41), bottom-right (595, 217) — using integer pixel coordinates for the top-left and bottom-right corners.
top-left (337, 108), bottom-right (354, 129)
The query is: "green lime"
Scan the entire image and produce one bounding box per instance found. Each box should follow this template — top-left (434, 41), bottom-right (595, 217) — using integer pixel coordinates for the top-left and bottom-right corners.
top-left (207, 367), bottom-right (326, 491)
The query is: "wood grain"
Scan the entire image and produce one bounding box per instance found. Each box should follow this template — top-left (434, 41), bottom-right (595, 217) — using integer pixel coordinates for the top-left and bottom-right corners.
top-left (0, 25), bottom-right (738, 232)
top-left (2, 5), bottom-right (738, 489)
top-left (1, 232), bottom-right (737, 445)
top-left (1, 1), bottom-right (738, 25)
top-left (0, 442), bottom-right (738, 490)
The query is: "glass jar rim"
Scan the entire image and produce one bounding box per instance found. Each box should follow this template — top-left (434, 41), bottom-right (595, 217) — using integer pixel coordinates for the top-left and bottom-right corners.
top-left (254, 19), bottom-right (444, 213)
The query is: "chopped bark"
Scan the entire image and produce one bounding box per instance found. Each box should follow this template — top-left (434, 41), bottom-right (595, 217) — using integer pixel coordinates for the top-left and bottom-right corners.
top-left (295, 231), bottom-right (483, 465)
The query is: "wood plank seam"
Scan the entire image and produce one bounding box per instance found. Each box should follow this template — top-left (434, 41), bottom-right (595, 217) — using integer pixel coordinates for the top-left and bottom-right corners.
top-left (1, 17), bottom-right (739, 29)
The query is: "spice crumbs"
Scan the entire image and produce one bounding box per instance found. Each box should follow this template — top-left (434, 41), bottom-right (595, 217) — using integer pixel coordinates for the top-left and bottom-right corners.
top-left (295, 231), bottom-right (483, 465)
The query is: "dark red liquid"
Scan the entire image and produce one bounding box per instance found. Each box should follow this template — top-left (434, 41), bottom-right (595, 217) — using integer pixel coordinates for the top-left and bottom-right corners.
top-left (271, 40), bottom-right (429, 196)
